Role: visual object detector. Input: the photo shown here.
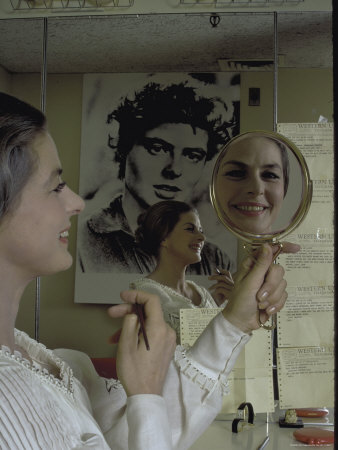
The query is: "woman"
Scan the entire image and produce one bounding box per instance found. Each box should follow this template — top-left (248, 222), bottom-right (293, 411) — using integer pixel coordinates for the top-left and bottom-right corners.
top-left (0, 92), bottom-right (293, 450)
top-left (0, 92), bottom-right (176, 449)
top-left (215, 132), bottom-right (290, 235)
top-left (131, 201), bottom-right (244, 340)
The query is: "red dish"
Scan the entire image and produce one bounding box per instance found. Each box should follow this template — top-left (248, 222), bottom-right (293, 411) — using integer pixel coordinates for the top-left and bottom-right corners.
top-left (295, 408), bottom-right (329, 418)
top-left (293, 427), bottom-right (334, 445)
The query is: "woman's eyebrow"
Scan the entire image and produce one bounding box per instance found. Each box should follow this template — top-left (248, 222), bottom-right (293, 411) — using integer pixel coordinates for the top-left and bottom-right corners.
top-left (221, 160), bottom-right (247, 169)
top-left (43, 167), bottom-right (63, 187)
top-left (262, 163), bottom-right (283, 171)
top-left (221, 160), bottom-right (282, 171)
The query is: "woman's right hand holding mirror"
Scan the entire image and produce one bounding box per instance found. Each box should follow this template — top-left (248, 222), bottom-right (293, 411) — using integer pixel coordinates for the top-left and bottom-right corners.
top-left (209, 241), bottom-right (300, 308)
top-left (222, 244), bottom-right (288, 333)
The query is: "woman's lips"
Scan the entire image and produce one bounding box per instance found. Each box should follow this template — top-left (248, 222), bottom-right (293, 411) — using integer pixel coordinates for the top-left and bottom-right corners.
top-left (190, 243), bottom-right (203, 253)
top-left (232, 203), bottom-right (269, 216)
top-left (59, 229), bottom-right (69, 244)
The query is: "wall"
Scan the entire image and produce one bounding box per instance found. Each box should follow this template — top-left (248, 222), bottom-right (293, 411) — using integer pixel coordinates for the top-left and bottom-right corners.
top-left (5, 67), bottom-right (333, 357)
top-left (0, 65), bottom-right (10, 91)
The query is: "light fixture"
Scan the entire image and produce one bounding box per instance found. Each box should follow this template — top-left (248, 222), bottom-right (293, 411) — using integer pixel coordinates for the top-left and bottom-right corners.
top-left (9, 0), bottom-right (134, 10)
top-left (180, 0), bottom-right (304, 5)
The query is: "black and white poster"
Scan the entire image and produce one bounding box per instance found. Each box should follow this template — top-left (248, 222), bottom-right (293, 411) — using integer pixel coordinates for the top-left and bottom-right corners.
top-left (75, 72), bottom-right (240, 303)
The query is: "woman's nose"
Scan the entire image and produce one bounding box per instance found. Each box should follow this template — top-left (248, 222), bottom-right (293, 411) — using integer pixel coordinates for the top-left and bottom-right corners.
top-left (65, 186), bottom-right (85, 215)
top-left (197, 230), bottom-right (205, 241)
top-left (246, 175), bottom-right (264, 195)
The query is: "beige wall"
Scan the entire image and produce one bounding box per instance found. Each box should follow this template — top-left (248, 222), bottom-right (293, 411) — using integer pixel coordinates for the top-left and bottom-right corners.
top-left (2, 67), bottom-right (332, 357)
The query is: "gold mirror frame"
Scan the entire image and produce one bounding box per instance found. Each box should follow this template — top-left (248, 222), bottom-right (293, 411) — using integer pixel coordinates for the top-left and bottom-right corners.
top-left (210, 130), bottom-right (313, 246)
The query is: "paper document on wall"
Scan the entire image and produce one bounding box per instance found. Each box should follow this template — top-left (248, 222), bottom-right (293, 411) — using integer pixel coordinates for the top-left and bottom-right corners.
top-left (275, 123), bottom-right (334, 409)
top-left (276, 123), bottom-right (334, 348)
top-left (277, 285), bottom-right (334, 348)
top-left (277, 346), bottom-right (334, 409)
top-left (180, 308), bottom-right (274, 413)
top-left (278, 230), bottom-right (334, 286)
top-left (277, 122), bottom-right (334, 228)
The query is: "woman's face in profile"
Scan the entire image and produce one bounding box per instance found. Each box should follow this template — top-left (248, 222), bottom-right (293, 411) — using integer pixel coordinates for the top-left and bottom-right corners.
top-left (124, 123), bottom-right (208, 208)
top-left (216, 136), bottom-right (285, 234)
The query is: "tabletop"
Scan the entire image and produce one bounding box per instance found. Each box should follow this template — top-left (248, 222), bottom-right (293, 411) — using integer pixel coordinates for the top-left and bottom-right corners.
top-left (190, 406), bottom-right (334, 450)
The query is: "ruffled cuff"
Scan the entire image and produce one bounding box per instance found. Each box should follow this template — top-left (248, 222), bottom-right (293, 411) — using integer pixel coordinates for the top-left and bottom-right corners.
top-left (175, 345), bottom-right (230, 396)
top-left (175, 313), bottom-right (251, 395)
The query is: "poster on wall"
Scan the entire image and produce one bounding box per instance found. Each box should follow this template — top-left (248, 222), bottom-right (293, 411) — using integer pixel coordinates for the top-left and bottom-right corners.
top-left (75, 72), bottom-right (240, 303)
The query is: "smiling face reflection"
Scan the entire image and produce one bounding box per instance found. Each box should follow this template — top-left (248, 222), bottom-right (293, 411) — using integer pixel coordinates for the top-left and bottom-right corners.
top-left (216, 136), bottom-right (285, 234)
top-left (162, 210), bottom-right (205, 266)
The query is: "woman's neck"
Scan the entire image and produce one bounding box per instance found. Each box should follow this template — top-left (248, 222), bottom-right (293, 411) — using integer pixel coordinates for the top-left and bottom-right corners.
top-left (147, 260), bottom-right (187, 295)
top-left (0, 297), bottom-right (20, 351)
top-left (0, 264), bottom-right (29, 351)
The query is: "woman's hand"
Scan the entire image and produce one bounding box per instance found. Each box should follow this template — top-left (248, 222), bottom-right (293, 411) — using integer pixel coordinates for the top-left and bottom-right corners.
top-left (208, 269), bottom-right (234, 306)
top-left (108, 290), bottom-right (176, 397)
top-left (222, 243), bottom-right (293, 334)
top-left (208, 241), bottom-right (300, 308)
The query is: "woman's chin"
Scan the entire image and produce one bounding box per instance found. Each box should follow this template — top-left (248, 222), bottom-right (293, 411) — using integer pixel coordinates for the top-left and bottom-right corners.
top-left (189, 254), bottom-right (202, 265)
top-left (51, 254), bottom-right (73, 275)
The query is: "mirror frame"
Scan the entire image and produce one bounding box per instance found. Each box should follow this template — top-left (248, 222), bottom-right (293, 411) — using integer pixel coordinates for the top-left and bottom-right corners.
top-left (210, 130), bottom-right (313, 245)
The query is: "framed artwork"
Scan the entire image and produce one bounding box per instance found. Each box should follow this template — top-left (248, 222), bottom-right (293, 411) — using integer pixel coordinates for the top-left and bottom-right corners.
top-left (75, 72), bottom-right (240, 303)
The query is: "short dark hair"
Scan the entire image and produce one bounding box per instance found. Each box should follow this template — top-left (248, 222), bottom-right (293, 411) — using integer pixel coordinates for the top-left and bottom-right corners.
top-left (107, 79), bottom-right (238, 179)
top-left (135, 200), bottom-right (196, 257)
top-left (0, 92), bottom-right (46, 221)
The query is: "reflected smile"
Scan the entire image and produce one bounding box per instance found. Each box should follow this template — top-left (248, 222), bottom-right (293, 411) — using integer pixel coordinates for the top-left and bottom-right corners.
top-left (190, 243), bottom-right (203, 253)
top-left (232, 203), bottom-right (270, 216)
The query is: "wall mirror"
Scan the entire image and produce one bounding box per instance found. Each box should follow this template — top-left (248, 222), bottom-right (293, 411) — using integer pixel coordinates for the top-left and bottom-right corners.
top-left (0, 6), bottom-right (333, 371)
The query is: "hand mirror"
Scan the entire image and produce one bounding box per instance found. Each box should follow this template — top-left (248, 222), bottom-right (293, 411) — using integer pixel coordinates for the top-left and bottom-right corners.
top-left (210, 130), bottom-right (313, 329)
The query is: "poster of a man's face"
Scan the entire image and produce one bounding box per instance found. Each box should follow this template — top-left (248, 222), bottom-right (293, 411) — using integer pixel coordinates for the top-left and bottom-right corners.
top-left (124, 123), bottom-right (209, 207)
top-left (75, 72), bottom-right (240, 303)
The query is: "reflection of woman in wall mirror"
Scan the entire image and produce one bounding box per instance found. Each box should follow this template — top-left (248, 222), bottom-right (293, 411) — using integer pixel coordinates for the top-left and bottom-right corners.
top-left (130, 200), bottom-right (222, 342)
top-left (211, 131), bottom-right (312, 244)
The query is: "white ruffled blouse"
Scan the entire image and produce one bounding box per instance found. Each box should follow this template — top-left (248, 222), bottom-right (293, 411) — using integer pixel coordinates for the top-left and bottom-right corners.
top-left (130, 278), bottom-right (218, 341)
top-left (0, 330), bottom-right (170, 450)
top-left (57, 313), bottom-right (251, 450)
top-left (1, 313), bottom-right (250, 449)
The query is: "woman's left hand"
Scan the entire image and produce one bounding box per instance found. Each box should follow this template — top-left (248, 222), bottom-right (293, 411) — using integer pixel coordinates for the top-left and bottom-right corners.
top-left (208, 269), bottom-right (234, 306)
top-left (107, 290), bottom-right (176, 396)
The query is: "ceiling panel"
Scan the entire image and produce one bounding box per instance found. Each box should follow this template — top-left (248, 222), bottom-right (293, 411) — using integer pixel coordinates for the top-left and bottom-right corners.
top-left (0, 11), bottom-right (332, 74)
